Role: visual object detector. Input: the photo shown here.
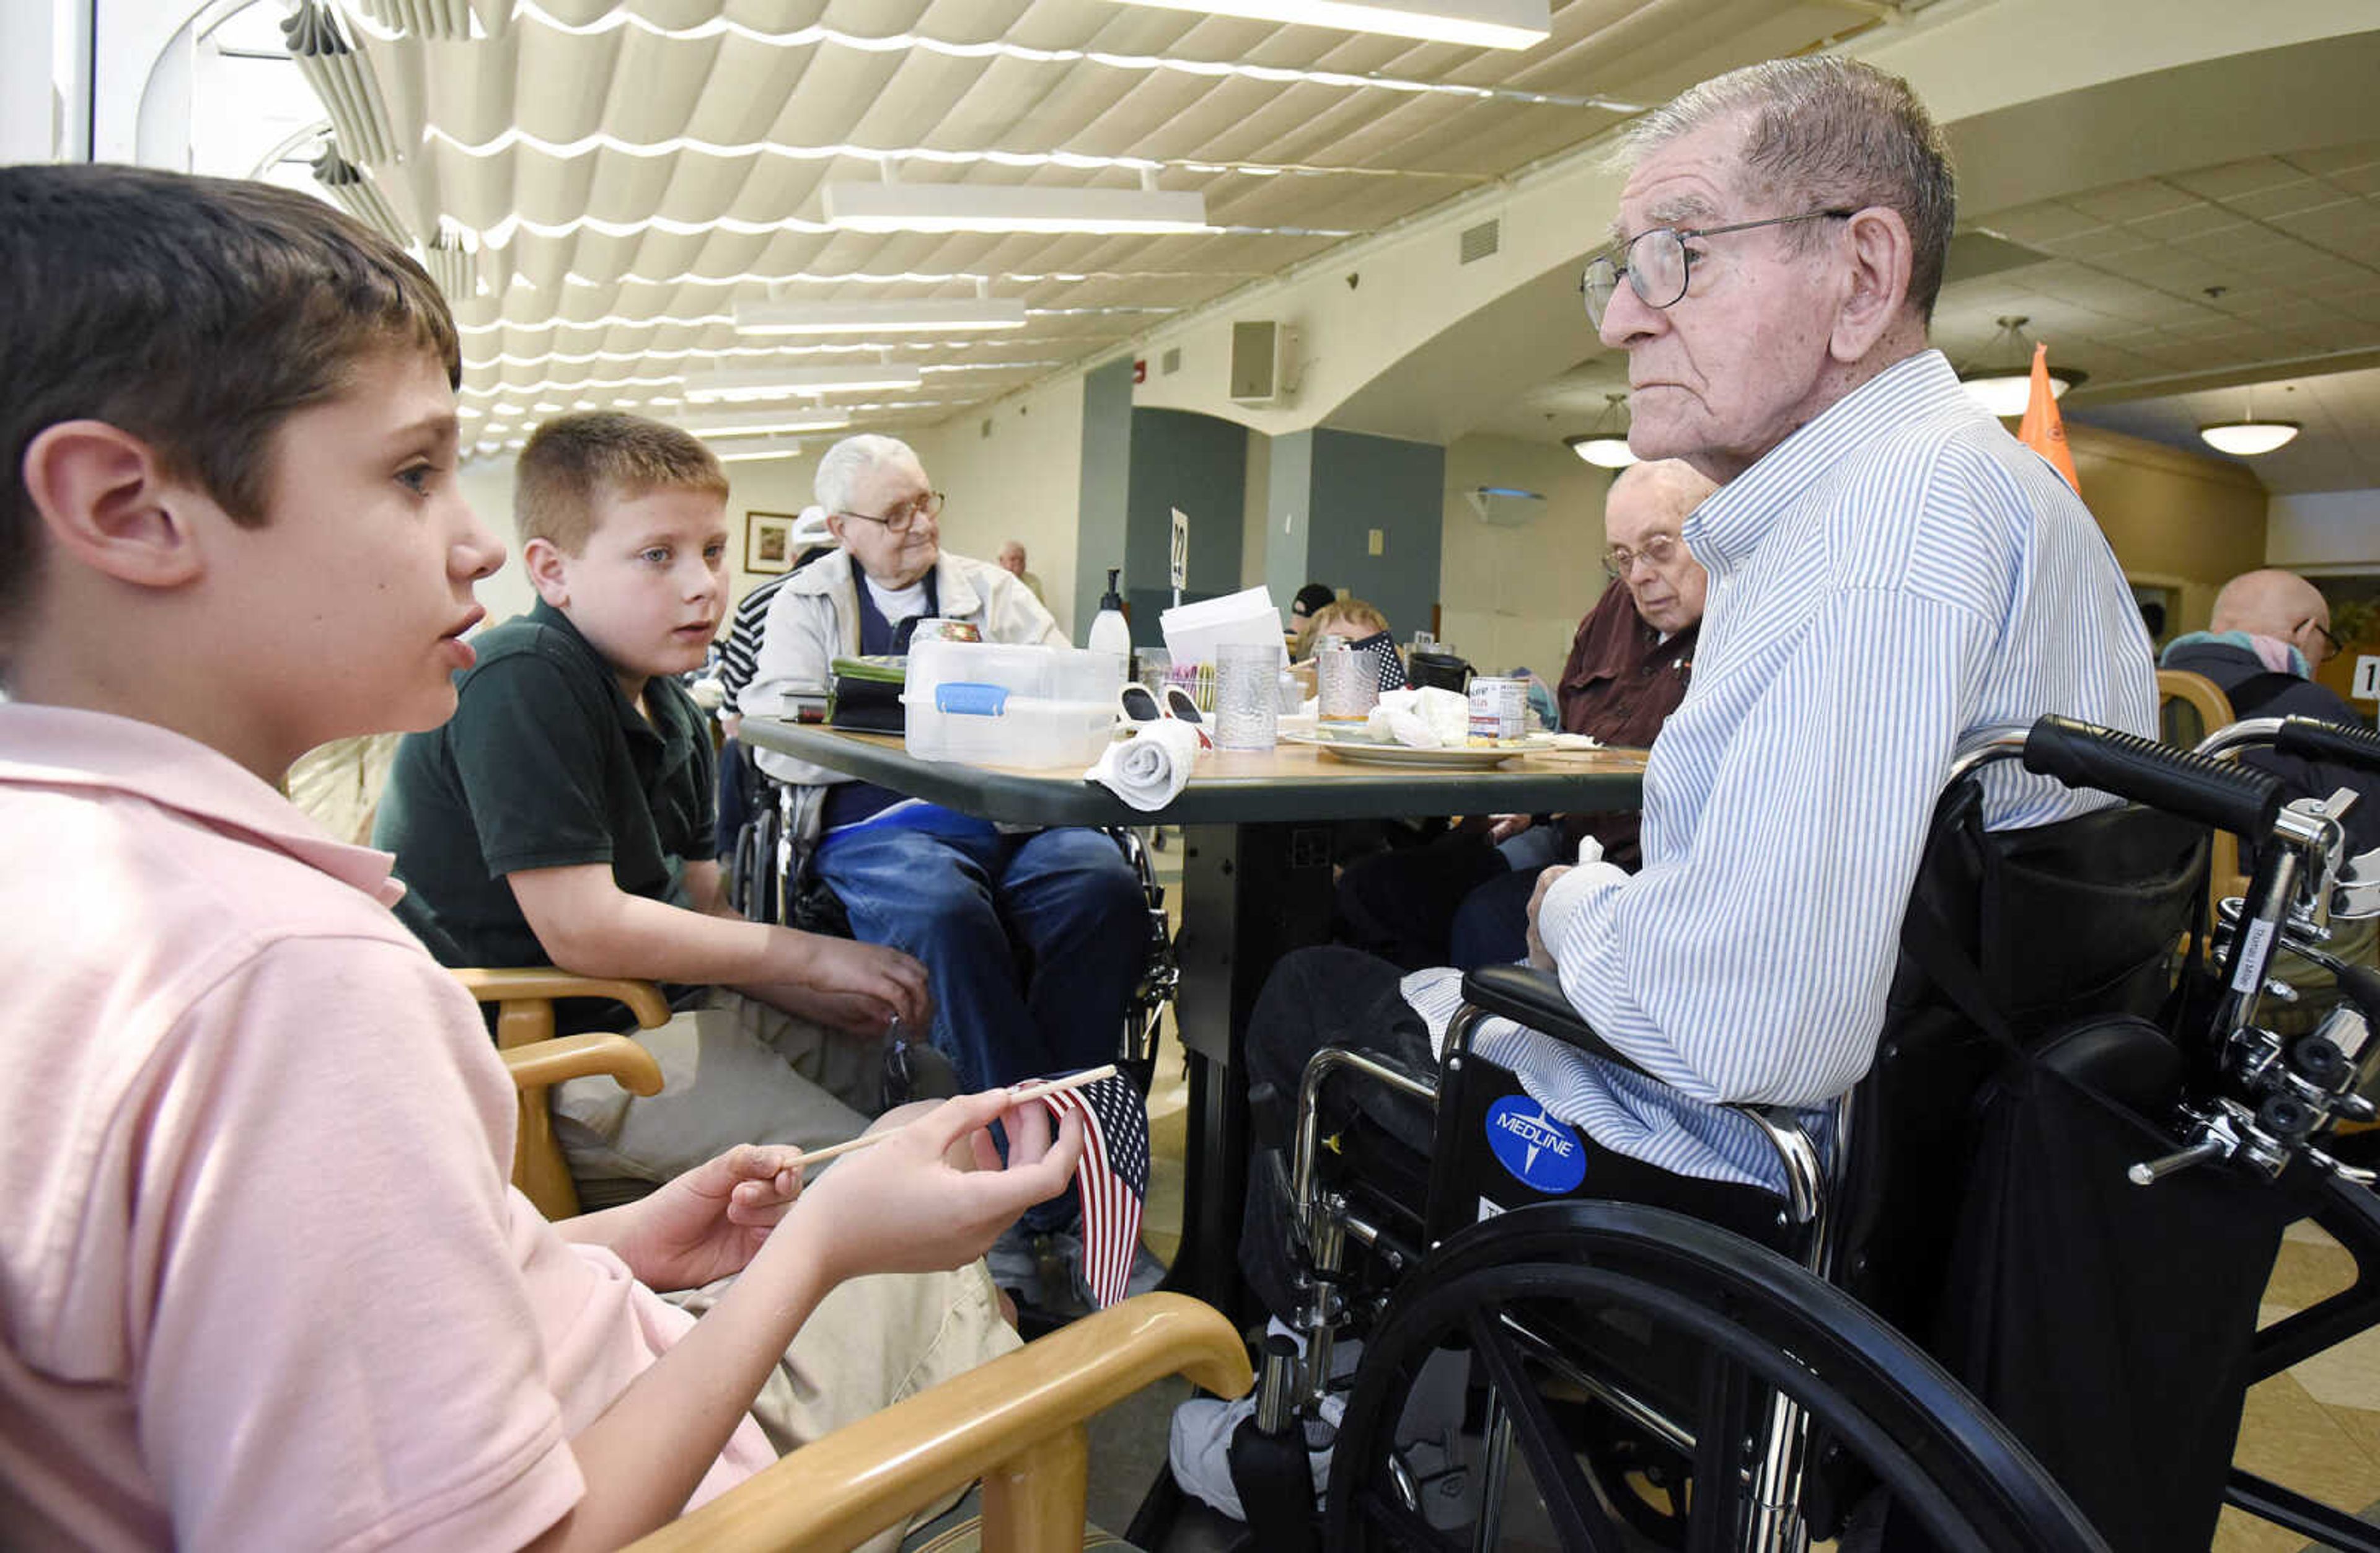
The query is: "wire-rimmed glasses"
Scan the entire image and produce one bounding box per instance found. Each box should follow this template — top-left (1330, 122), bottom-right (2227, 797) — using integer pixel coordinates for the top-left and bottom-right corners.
top-left (1581, 209), bottom-right (1858, 327)
top-left (837, 491), bottom-right (946, 534)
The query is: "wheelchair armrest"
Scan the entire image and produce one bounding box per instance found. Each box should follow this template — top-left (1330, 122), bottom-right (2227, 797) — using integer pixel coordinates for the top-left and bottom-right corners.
top-left (500, 1033), bottom-right (666, 1097)
top-left (1458, 964), bottom-right (1662, 1085)
top-left (626, 1293), bottom-right (1251, 1553)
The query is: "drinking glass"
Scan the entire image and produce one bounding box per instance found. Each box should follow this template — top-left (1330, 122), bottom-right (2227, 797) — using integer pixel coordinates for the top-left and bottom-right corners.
top-left (1214, 641), bottom-right (1280, 750)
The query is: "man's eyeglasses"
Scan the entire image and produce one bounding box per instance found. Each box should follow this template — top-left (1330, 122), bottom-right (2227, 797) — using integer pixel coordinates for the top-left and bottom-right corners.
top-left (1581, 209), bottom-right (1858, 328)
top-left (837, 491), bottom-right (946, 534)
top-left (1603, 532), bottom-right (1684, 578)
top-left (2306, 619), bottom-right (2344, 662)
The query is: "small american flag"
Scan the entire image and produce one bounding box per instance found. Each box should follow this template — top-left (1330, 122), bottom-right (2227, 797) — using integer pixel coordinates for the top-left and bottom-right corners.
top-left (1036, 1071), bottom-right (1149, 1309)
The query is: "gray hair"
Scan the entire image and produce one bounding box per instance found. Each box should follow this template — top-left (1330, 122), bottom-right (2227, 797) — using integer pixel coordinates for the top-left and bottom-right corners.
top-left (1619, 56), bottom-right (1955, 323)
top-left (814, 432), bottom-right (921, 515)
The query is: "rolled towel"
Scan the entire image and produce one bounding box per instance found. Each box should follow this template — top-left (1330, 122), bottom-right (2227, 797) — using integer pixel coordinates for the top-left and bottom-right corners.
top-left (1085, 719), bottom-right (1205, 811)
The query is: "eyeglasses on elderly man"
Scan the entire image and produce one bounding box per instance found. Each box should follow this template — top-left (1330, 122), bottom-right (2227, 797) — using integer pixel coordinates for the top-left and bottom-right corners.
top-left (1580, 208), bottom-right (1858, 328)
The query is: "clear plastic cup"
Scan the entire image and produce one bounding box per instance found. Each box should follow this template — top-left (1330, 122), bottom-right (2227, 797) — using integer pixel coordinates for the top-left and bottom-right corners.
top-left (1214, 641), bottom-right (1280, 750)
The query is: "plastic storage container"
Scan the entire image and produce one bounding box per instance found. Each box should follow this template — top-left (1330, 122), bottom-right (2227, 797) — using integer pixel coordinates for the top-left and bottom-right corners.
top-left (902, 639), bottom-right (1126, 767)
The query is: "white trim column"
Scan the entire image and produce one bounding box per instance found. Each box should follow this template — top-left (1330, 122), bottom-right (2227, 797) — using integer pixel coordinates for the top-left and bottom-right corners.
top-left (1, 0), bottom-right (92, 163)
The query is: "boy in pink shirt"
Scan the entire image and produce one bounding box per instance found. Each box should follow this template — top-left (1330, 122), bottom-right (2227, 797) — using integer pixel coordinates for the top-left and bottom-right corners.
top-left (0, 164), bottom-right (1080, 1550)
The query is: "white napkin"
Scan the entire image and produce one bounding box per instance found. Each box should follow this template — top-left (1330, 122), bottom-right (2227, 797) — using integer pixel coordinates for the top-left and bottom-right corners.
top-left (1085, 720), bottom-right (1204, 811)
top-left (1365, 686), bottom-right (1471, 747)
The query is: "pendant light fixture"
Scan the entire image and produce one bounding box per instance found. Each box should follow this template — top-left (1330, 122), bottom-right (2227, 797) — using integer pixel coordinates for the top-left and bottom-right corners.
top-left (1564, 394), bottom-right (1639, 469)
top-left (2198, 384), bottom-right (2301, 457)
top-left (1957, 317), bottom-right (2083, 418)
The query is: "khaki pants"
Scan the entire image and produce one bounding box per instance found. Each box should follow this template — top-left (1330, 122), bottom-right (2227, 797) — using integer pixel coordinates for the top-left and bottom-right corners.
top-left (552, 987), bottom-right (884, 1207)
top-left (668, 1261), bottom-right (1022, 1553)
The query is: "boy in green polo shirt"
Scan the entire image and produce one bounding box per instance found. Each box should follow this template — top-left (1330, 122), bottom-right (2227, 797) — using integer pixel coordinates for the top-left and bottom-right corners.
top-left (377, 412), bottom-right (930, 1207)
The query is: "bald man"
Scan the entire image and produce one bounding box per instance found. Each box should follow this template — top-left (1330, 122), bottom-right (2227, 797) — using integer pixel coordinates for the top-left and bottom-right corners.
top-left (994, 540), bottom-right (1046, 605)
top-left (2161, 568), bottom-right (2376, 860)
top-left (1335, 459), bottom-right (1718, 972)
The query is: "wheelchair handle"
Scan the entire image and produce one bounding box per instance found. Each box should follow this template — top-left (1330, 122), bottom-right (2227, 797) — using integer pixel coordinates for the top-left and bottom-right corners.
top-left (2024, 715), bottom-right (2283, 840)
top-left (2275, 715), bottom-right (2380, 773)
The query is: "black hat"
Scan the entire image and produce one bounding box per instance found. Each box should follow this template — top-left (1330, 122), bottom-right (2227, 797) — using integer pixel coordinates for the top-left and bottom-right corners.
top-left (1291, 583), bottom-right (1336, 618)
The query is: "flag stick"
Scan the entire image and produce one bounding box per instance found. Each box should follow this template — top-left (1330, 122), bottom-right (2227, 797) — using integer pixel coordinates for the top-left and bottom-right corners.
top-left (796, 1064), bottom-right (1121, 1173)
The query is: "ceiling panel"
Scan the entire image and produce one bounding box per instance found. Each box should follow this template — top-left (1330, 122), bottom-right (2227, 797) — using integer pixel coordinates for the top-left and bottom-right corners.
top-left (241, 0), bottom-right (1906, 456)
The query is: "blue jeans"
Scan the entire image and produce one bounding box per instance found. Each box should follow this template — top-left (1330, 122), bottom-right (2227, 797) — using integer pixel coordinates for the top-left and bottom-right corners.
top-left (814, 824), bottom-right (1144, 1093)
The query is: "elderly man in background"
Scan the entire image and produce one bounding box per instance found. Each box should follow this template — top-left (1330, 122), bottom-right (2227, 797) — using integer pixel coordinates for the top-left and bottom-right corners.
top-left (1173, 53), bottom-right (2156, 1520)
top-left (994, 539), bottom-right (1047, 606)
top-left (743, 436), bottom-right (1147, 1303)
top-left (2164, 567), bottom-right (2378, 1032)
top-left (2162, 568), bottom-right (2378, 860)
top-left (1334, 457), bottom-right (1716, 970)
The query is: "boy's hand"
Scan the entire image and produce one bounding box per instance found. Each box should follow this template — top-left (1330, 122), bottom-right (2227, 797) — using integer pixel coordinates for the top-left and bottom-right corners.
top-left (783, 1090), bottom-right (1085, 1287)
top-left (603, 1144), bottom-right (804, 1292)
top-left (757, 935), bottom-right (932, 1035)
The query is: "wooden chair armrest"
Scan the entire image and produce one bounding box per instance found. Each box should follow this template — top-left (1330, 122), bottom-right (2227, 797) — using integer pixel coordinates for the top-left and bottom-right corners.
top-left (451, 968), bottom-right (672, 1029)
top-left (500, 1034), bottom-right (666, 1097)
top-left (627, 1292), bottom-right (1252, 1553)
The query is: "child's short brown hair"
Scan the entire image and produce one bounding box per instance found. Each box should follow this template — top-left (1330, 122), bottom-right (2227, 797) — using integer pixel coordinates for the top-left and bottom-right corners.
top-left (0, 164), bottom-right (459, 650)
top-left (513, 413), bottom-right (729, 554)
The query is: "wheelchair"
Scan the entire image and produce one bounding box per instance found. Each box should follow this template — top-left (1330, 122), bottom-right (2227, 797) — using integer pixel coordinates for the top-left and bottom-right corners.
top-left (1192, 712), bottom-right (2380, 1552)
top-left (725, 755), bottom-right (1179, 1081)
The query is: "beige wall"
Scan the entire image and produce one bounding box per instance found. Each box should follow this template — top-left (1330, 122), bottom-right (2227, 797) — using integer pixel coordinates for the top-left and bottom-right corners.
top-left (2068, 422), bottom-right (2270, 635)
top-left (2268, 489), bottom-right (2380, 574)
top-left (907, 372), bottom-right (1088, 640)
top-left (1437, 434), bottom-right (1617, 677)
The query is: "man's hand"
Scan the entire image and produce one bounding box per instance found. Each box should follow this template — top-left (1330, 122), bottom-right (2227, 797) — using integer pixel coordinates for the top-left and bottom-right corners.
top-left (753, 933), bottom-right (932, 1035)
top-left (787, 1089), bottom-right (1085, 1287)
top-left (600, 1143), bottom-right (805, 1293)
top-left (1525, 863), bottom-right (1573, 970)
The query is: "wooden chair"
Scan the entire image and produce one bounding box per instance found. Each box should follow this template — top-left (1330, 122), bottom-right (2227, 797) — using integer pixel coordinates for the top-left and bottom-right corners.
top-left (477, 1004), bottom-right (1256, 1552)
top-left (460, 968), bottom-right (670, 1220)
top-left (2156, 669), bottom-right (2249, 914)
top-left (625, 1291), bottom-right (1250, 1552)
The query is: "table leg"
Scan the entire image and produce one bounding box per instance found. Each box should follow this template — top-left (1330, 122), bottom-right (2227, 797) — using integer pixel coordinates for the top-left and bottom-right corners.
top-left (1170, 820), bottom-right (1339, 1322)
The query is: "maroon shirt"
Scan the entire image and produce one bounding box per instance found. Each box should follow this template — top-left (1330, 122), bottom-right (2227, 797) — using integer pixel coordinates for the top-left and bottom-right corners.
top-left (1554, 581), bottom-right (1696, 867)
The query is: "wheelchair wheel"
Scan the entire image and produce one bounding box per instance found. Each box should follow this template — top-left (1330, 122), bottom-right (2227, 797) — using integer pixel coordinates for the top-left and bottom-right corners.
top-left (1323, 1202), bottom-right (2105, 1553)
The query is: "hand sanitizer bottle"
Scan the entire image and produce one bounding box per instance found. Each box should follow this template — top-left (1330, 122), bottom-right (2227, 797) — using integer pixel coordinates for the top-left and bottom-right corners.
top-left (1087, 567), bottom-right (1132, 660)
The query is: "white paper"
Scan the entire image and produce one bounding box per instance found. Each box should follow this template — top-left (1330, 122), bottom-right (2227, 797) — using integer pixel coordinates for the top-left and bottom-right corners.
top-left (1160, 583), bottom-right (1285, 669)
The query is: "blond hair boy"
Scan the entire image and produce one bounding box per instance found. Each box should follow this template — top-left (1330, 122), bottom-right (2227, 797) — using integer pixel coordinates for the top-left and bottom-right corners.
top-left (376, 411), bottom-right (931, 1205)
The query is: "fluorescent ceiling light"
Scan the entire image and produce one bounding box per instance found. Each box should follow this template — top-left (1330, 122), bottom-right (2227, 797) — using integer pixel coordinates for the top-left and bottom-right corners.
top-left (1112, 0), bottom-right (1549, 49)
top-left (2198, 420), bottom-right (2300, 457)
top-left (714, 437), bottom-right (814, 463)
top-left (684, 365), bottom-right (925, 402)
top-left (734, 297), bottom-right (1029, 335)
top-left (686, 410), bottom-right (853, 439)
top-left (822, 181), bottom-right (1207, 235)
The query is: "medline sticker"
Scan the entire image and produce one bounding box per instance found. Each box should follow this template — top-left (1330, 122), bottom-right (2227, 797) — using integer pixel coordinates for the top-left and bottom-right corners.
top-left (2231, 917), bottom-right (2278, 995)
top-left (1484, 1096), bottom-right (1588, 1195)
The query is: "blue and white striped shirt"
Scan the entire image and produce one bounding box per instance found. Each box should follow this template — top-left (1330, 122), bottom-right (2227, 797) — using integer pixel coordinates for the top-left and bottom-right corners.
top-left (1403, 350), bottom-right (2157, 1191)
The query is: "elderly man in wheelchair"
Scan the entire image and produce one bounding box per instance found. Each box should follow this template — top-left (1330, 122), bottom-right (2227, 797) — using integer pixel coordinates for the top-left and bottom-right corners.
top-left (1170, 712), bottom-right (2380, 1552)
top-left (1148, 53), bottom-right (2380, 1553)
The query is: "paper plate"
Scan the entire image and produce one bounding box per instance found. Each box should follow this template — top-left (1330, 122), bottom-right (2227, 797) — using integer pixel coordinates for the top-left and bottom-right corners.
top-left (1284, 728), bottom-right (1553, 769)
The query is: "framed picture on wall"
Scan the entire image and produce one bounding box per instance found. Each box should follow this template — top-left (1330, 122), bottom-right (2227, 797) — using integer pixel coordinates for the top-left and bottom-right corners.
top-left (745, 511), bottom-right (799, 574)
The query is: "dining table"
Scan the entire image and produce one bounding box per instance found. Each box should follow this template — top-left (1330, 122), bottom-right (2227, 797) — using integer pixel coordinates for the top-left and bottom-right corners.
top-left (737, 717), bottom-right (1650, 1316)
